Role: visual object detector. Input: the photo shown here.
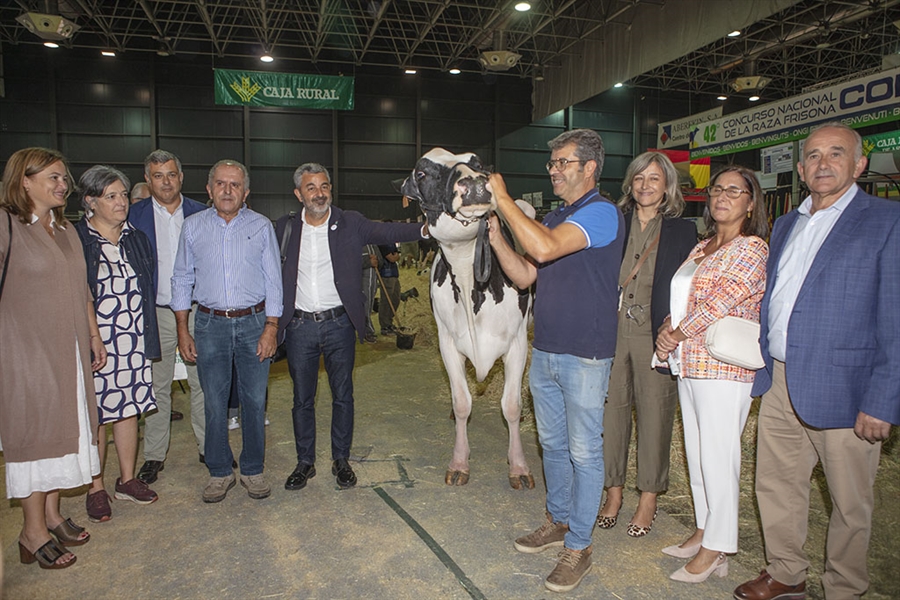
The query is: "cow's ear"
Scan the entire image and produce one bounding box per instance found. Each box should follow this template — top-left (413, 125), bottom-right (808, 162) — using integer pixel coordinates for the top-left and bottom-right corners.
top-left (398, 176), bottom-right (423, 203)
top-left (391, 178), bottom-right (405, 193)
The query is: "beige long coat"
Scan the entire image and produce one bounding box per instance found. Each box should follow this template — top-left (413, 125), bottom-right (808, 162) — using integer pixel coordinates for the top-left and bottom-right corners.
top-left (0, 211), bottom-right (98, 462)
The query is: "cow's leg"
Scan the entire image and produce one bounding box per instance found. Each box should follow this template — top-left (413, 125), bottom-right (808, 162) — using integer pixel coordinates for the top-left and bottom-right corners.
top-left (502, 332), bottom-right (534, 490)
top-left (439, 340), bottom-right (472, 486)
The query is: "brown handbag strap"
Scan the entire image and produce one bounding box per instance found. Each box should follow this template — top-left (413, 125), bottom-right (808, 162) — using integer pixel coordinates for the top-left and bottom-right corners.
top-left (619, 228), bottom-right (661, 288)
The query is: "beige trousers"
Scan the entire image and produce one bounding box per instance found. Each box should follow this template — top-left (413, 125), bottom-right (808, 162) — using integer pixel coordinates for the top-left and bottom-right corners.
top-left (143, 306), bottom-right (205, 461)
top-left (602, 321), bottom-right (678, 491)
top-left (756, 361), bottom-right (881, 599)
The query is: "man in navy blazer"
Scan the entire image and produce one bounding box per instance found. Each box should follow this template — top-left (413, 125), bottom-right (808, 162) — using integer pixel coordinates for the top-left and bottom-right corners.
top-left (735, 123), bottom-right (900, 600)
top-left (276, 163), bottom-right (425, 491)
top-left (129, 150), bottom-right (209, 485)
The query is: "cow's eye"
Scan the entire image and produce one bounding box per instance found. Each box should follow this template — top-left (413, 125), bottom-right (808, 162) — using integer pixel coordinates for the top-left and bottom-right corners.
top-left (415, 170), bottom-right (426, 181)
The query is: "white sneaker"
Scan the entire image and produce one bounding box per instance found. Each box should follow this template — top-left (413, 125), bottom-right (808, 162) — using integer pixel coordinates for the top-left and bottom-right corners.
top-left (227, 416), bottom-right (240, 430)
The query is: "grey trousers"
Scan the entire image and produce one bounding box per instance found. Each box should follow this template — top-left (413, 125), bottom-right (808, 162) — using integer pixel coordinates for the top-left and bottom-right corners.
top-left (143, 306), bottom-right (205, 461)
top-left (378, 276), bottom-right (400, 331)
top-left (602, 318), bottom-right (678, 492)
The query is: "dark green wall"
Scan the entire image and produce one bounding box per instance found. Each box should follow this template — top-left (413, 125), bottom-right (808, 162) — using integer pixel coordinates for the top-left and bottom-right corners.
top-left (2, 45), bottom-right (697, 220)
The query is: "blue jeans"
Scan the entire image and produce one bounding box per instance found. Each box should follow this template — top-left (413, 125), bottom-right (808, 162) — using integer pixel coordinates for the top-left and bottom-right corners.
top-left (530, 349), bottom-right (612, 550)
top-left (194, 310), bottom-right (270, 477)
top-left (285, 312), bottom-right (357, 465)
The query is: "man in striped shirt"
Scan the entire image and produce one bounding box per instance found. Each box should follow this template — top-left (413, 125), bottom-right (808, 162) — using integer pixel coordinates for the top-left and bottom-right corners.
top-left (171, 159), bottom-right (283, 504)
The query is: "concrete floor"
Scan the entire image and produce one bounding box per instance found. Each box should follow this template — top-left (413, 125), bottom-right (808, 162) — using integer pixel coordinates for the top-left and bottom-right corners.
top-left (1, 338), bottom-right (759, 600)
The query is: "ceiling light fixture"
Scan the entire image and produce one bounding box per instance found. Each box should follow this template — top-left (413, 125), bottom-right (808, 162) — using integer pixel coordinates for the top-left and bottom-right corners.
top-left (728, 30), bottom-right (741, 37)
top-left (260, 53), bottom-right (274, 63)
top-left (405, 69), bottom-right (417, 74)
top-left (43, 41), bottom-right (59, 48)
top-left (514, 2), bottom-right (531, 11)
top-left (449, 68), bottom-right (461, 75)
top-left (101, 50), bottom-right (116, 57)
top-left (613, 82), bottom-right (623, 88)
top-left (717, 95), bottom-right (728, 101)
top-left (749, 95), bottom-right (761, 102)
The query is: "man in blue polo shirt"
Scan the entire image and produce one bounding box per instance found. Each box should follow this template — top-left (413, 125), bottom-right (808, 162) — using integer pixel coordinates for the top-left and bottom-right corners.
top-left (489, 129), bottom-right (624, 593)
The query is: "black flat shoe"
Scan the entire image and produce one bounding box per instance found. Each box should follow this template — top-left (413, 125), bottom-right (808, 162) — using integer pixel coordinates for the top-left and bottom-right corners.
top-left (285, 463), bottom-right (316, 490)
top-left (137, 460), bottom-right (165, 484)
top-left (332, 458), bottom-right (357, 489)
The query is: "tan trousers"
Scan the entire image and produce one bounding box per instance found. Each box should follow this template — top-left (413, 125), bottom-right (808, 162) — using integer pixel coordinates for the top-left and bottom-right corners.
top-left (603, 321), bottom-right (678, 491)
top-left (143, 306), bottom-right (205, 461)
top-left (756, 361), bottom-right (881, 599)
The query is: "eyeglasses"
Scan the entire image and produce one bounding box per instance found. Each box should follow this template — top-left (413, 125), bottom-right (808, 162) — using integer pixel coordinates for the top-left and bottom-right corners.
top-left (546, 158), bottom-right (586, 172)
top-left (706, 185), bottom-right (750, 199)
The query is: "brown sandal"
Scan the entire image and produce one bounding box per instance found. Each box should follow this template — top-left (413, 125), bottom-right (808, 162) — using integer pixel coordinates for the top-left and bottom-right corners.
top-left (19, 539), bottom-right (77, 569)
top-left (49, 517), bottom-right (90, 546)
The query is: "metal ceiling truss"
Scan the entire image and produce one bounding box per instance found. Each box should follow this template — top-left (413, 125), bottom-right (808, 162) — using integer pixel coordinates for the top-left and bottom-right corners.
top-left (631, 0), bottom-right (900, 101)
top-left (3, 0), bottom-right (900, 107)
top-left (1, 0), bottom-right (658, 78)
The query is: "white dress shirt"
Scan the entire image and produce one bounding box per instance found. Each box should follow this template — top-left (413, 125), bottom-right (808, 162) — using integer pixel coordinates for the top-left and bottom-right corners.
top-left (767, 184), bottom-right (858, 361)
top-left (295, 208), bottom-right (342, 312)
top-left (152, 196), bottom-right (184, 306)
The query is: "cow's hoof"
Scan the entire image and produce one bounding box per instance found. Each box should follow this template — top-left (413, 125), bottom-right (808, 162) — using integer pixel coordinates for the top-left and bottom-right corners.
top-left (509, 473), bottom-right (535, 490)
top-left (445, 470), bottom-right (470, 486)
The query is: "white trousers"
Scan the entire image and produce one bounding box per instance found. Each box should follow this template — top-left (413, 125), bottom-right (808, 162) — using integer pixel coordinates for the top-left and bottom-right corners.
top-left (677, 377), bottom-right (753, 553)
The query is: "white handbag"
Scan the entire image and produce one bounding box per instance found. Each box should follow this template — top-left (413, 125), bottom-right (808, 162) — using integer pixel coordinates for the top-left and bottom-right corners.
top-left (704, 316), bottom-right (764, 370)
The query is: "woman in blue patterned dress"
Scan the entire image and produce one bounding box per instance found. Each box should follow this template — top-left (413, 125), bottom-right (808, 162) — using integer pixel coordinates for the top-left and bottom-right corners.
top-left (75, 165), bottom-right (161, 522)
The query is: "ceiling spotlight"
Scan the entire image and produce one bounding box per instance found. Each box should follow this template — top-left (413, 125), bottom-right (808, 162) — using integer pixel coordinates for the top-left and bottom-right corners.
top-left (717, 95), bottom-right (728, 101)
top-left (749, 95), bottom-right (761, 102)
top-left (101, 50), bottom-right (116, 57)
top-left (44, 41), bottom-right (59, 48)
top-left (405, 69), bottom-right (417, 74)
top-left (728, 30), bottom-right (741, 37)
top-left (260, 53), bottom-right (274, 63)
top-left (449, 68), bottom-right (461, 75)
top-left (613, 82), bottom-right (623, 88)
top-left (514, 2), bottom-right (532, 11)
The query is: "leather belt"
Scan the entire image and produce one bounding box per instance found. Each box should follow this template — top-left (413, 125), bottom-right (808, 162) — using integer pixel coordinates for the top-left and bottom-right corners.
top-left (294, 306), bottom-right (346, 322)
top-left (198, 300), bottom-right (266, 318)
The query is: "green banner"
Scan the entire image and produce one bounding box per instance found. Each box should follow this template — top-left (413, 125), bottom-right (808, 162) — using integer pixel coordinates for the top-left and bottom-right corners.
top-left (862, 129), bottom-right (900, 156)
top-left (214, 68), bottom-right (354, 110)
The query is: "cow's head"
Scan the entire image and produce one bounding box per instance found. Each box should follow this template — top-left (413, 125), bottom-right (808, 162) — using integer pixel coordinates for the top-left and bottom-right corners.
top-left (400, 148), bottom-right (495, 282)
top-left (400, 148), bottom-right (494, 227)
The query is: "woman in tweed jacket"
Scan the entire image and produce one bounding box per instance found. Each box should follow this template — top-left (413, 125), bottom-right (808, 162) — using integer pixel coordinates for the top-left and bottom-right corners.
top-left (655, 165), bottom-right (769, 584)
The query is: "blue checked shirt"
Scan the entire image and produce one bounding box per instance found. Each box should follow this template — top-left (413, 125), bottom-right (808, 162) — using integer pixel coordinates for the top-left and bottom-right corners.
top-left (171, 205), bottom-right (283, 318)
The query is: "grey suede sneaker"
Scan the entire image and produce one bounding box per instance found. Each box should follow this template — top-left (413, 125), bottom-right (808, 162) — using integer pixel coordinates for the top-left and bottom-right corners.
top-left (514, 516), bottom-right (568, 553)
top-left (240, 473), bottom-right (271, 499)
top-left (202, 473), bottom-right (236, 503)
top-left (545, 546), bottom-right (593, 593)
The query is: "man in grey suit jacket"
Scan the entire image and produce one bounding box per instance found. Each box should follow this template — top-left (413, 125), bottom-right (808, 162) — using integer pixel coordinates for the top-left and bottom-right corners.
top-left (734, 123), bottom-right (900, 600)
top-left (129, 150), bottom-right (209, 485)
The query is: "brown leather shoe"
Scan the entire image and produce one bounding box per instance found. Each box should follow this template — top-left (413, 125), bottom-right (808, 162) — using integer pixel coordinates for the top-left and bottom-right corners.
top-left (734, 570), bottom-right (806, 600)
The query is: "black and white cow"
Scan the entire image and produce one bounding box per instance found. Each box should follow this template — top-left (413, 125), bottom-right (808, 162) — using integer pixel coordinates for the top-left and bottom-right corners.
top-left (400, 148), bottom-right (534, 489)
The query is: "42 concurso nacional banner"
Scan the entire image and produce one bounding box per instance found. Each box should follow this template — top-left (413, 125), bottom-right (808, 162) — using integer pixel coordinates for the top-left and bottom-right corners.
top-left (691, 66), bottom-right (900, 158)
top-left (214, 68), bottom-right (354, 110)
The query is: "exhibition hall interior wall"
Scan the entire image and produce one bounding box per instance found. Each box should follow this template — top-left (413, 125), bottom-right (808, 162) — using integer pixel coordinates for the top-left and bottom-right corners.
top-left (0, 44), bottom-right (707, 221)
